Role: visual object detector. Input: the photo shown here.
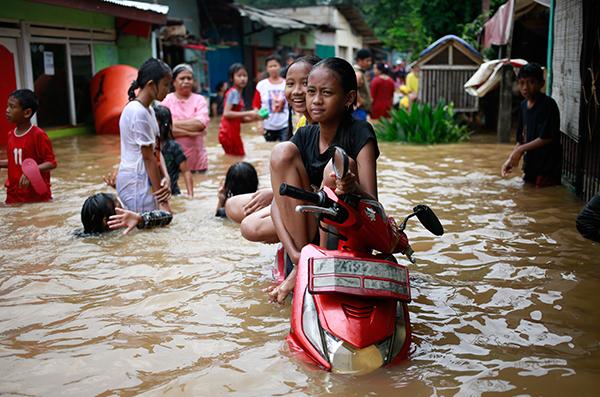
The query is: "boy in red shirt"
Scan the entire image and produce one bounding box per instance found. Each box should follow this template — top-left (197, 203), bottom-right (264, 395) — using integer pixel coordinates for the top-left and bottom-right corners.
top-left (1, 89), bottom-right (57, 203)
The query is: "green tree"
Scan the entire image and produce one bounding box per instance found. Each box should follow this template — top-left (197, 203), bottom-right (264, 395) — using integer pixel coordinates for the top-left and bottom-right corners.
top-left (358, 0), bottom-right (429, 57)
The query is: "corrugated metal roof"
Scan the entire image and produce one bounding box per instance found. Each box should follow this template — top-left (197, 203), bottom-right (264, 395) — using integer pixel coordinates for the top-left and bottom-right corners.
top-left (101, 0), bottom-right (168, 15)
top-left (419, 35), bottom-right (482, 60)
top-left (234, 4), bottom-right (308, 30)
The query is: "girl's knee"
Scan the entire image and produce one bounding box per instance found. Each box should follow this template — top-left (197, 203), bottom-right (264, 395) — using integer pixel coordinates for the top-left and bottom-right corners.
top-left (241, 216), bottom-right (261, 241)
top-left (270, 142), bottom-right (300, 170)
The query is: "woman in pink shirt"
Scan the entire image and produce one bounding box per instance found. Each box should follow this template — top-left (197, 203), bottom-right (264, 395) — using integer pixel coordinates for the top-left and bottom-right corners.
top-left (161, 64), bottom-right (210, 172)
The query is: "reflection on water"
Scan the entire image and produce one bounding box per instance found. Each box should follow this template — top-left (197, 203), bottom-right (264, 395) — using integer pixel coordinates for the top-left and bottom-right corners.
top-left (1, 122), bottom-right (599, 396)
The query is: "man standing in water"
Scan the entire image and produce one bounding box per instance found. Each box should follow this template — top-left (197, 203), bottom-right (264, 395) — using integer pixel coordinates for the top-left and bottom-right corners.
top-left (501, 63), bottom-right (562, 187)
top-left (353, 48), bottom-right (373, 121)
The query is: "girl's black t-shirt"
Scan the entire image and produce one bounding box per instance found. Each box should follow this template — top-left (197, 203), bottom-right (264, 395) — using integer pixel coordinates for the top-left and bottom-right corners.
top-left (290, 118), bottom-right (380, 188)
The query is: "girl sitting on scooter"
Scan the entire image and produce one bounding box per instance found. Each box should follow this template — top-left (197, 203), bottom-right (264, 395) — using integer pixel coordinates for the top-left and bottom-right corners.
top-left (269, 57), bottom-right (380, 303)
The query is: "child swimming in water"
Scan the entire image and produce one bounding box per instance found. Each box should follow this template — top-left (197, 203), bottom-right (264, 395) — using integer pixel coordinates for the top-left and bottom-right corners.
top-left (81, 193), bottom-right (172, 235)
top-left (268, 57), bottom-right (380, 303)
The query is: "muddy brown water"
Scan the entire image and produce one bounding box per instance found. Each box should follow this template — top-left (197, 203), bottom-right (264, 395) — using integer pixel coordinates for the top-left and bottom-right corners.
top-left (1, 120), bottom-right (599, 396)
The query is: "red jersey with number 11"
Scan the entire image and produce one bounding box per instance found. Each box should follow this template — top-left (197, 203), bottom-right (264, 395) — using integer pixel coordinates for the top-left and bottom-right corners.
top-left (5, 125), bottom-right (57, 203)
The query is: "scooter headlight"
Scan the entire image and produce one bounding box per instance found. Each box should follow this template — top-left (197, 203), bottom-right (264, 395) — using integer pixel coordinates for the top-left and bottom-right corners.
top-left (302, 289), bottom-right (384, 374)
top-left (302, 288), bottom-right (326, 359)
top-left (301, 291), bottom-right (408, 374)
top-left (324, 330), bottom-right (384, 374)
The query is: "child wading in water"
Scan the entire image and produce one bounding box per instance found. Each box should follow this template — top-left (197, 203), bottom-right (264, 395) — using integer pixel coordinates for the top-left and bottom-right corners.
top-left (269, 57), bottom-right (380, 303)
top-left (501, 63), bottom-right (562, 187)
top-left (1, 89), bottom-right (57, 204)
top-left (117, 58), bottom-right (172, 212)
top-left (218, 63), bottom-right (261, 156)
top-left (154, 105), bottom-right (194, 197)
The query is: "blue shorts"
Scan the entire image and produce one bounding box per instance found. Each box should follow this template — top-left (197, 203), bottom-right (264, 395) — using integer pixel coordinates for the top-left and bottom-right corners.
top-left (352, 108), bottom-right (368, 121)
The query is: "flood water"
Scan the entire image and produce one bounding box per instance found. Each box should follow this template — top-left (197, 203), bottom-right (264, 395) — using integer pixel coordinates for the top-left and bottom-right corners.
top-left (1, 120), bottom-right (599, 396)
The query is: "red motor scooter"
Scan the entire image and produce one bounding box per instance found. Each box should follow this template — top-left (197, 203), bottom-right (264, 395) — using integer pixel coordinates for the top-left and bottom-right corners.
top-left (276, 147), bottom-right (444, 374)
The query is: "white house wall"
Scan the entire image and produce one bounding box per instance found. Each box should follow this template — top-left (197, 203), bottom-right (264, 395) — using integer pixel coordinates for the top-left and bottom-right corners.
top-left (270, 6), bottom-right (365, 62)
top-left (331, 8), bottom-right (363, 62)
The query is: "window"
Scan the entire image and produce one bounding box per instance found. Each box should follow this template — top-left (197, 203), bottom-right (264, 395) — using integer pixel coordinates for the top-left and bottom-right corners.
top-left (70, 44), bottom-right (93, 124)
top-left (30, 43), bottom-right (69, 128)
top-left (30, 41), bottom-right (95, 128)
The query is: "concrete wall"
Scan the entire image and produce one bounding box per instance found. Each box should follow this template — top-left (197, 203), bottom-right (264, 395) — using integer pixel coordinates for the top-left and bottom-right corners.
top-left (243, 19), bottom-right (275, 48)
top-left (331, 8), bottom-right (363, 62)
top-left (271, 6), bottom-right (365, 62)
top-left (159, 0), bottom-right (200, 36)
top-left (93, 43), bottom-right (119, 73)
top-left (117, 35), bottom-right (152, 68)
top-left (0, 0), bottom-right (114, 29)
top-left (279, 31), bottom-right (315, 50)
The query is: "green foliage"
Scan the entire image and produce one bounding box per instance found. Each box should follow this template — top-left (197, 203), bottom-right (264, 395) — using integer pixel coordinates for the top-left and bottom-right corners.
top-left (358, 0), bottom-right (429, 58)
top-left (374, 102), bottom-right (471, 144)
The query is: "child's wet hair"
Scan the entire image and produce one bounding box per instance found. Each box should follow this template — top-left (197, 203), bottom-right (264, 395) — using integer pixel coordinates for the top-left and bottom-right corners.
top-left (216, 81), bottom-right (227, 92)
top-left (154, 104), bottom-right (173, 141)
top-left (81, 193), bottom-right (118, 234)
top-left (310, 57), bottom-right (358, 148)
top-left (224, 162), bottom-right (258, 198)
top-left (312, 57), bottom-right (358, 106)
top-left (228, 63), bottom-right (247, 83)
top-left (518, 63), bottom-right (544, 83)
top-left (10, 89), bottom-right (38, 116)
top-left (265, 54), bottom-right (282, 66)
top-left (287, 55), bottom-right (322, 75)
top-left (128, 58), bottom-right (172, 101)
top-left (375, 63), bottom-right (388, 74)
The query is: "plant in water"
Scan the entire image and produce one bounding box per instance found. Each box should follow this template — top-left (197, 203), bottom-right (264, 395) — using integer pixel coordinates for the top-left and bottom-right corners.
top-left (375, 101), bottom-right (471, 144)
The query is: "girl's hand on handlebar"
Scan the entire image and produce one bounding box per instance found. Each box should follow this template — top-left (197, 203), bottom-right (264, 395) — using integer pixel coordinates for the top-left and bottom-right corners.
top-left (330, 171), bottom-right (358, 195)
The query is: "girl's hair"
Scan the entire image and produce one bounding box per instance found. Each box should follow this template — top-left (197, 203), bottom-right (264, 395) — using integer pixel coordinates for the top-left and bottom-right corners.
top-left (286, 55), bottom-right (322, 136)
top-left (154, 104), bottom-right (173, 141)
top-left (228, 63), bottom-right (247, 84)
top-left (224, 162), bottom-right (258, 197)
top-left (128, 58), bottom-right (172, 101)
top-left (375, 62), bottom-right (388, 74)
top-left (216, 80), bottom-right (227, 92)
top-left (81, 193), bottom-right (118, 234)
top-left (310, 57), bottom-right (358, 149)
top-left (288, 55), bottom-right (322, 71)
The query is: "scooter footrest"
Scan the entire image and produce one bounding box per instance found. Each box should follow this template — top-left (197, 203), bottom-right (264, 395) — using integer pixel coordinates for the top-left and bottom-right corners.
top-left (308, 256), bottom-right (411, 301)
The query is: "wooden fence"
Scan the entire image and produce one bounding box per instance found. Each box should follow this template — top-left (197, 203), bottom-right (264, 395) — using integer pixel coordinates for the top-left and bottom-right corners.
top-left (419, 66), bottom-right (479, 112)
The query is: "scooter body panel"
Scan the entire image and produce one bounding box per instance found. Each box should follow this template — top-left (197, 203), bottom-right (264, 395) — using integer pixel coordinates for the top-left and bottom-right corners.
top-left (288, 244), bottom-right (412, 371)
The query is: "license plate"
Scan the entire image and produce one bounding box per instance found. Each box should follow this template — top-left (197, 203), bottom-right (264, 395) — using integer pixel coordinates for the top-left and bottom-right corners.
top-left (308, 257), bottom-right (411, 301)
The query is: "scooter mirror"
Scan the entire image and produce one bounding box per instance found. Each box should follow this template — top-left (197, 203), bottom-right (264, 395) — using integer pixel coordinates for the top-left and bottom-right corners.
top-left (413, 205), bottom-right (444, 236)
top-left (332, 146), bottom-right (349, 179)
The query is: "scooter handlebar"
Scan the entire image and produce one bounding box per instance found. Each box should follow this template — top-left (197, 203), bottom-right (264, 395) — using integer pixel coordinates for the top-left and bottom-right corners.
top-left (279, 183), bottom-right (322, 204)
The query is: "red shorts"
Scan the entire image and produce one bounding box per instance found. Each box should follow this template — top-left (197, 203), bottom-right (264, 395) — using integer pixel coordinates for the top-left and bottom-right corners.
top-left (218, 129), bottom-right (245, 156)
